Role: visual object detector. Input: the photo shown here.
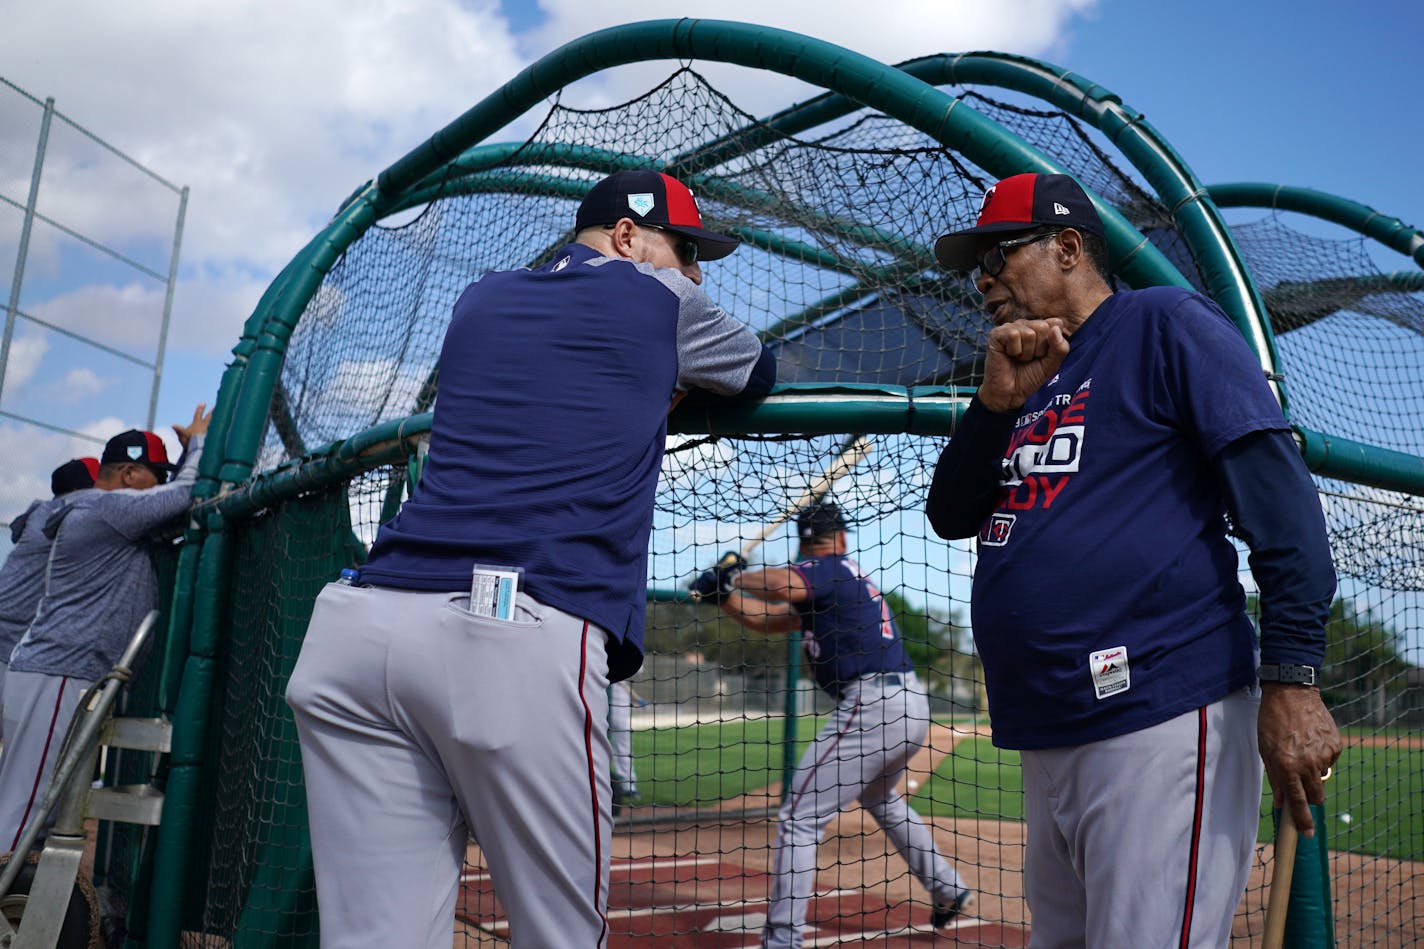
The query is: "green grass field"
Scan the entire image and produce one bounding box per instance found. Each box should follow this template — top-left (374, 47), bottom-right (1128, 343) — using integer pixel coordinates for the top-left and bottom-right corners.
top-left (631, 715), bottom-right (823, 807)
top-left (628, 720), bottom-right (1423, 862)
top-left (1254, 739), bottom-right (1424, 862)
top-left (912, 735), bottom-right (1024, 821)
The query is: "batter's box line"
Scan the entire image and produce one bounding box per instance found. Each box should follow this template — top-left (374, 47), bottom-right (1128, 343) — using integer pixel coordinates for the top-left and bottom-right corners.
top-left (797, 918), bottom-right (992, 947)
top-left (459, 887), bottom-right (860, 936)
top-left (460, 853), bottom-right (722, 883)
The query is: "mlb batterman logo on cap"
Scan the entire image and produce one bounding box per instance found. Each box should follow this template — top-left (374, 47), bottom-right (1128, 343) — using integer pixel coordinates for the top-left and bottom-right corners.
top-left (934, 173), bottom-right (1106, 272)
top-left (575, 169), bottom-right (740, 261)
top-left (101, 429), bottom-right (176, 483)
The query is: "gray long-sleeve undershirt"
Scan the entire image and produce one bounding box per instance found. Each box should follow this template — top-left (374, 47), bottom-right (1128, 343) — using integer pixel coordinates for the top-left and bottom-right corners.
top-left (10, 436), bottom-right (204, 681)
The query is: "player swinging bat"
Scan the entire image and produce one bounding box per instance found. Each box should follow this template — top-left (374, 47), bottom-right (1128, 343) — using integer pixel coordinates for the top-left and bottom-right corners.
top-left (689, 497), bottom-right (974, 944)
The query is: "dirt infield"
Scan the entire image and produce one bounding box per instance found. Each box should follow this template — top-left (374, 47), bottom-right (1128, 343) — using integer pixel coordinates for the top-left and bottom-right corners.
top-left (457, 817), bottom-right (1029, 946)
top-left (454, 723), bottom-right (1424, 946)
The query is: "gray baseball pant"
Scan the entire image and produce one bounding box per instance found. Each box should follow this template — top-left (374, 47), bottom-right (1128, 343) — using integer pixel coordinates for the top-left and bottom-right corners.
top-left (608, 681), bottom-right (637, 797)
top-left (287, 582), bottom-right (613, 948)
top-left (1020, 687), bottom-right (1263, 948)
top-left (762, 672), bottom-right (965, 948)
top-left (0, 669), bottom-right (93, 850)
top-left (0, 659), bottom-right (8, 742)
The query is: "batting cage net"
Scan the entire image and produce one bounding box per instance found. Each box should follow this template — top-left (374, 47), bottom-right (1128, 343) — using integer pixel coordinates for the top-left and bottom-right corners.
top-left (98, 24), bottom-right (1423, 949)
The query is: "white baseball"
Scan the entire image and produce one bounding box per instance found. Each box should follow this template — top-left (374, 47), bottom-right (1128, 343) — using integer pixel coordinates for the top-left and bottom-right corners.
top-left (1339, 813), bottom-right (1352, 824)
top-left (907, 779), bottom-right (919, 790)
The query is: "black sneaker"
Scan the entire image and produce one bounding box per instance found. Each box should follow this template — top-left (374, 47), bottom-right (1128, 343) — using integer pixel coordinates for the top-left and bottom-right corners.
top-left (932, 889), bottom-right (975, 928)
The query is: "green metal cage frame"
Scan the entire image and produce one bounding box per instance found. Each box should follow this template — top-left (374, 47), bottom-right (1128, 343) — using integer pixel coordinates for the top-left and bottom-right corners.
top-left (125, 18), bottom-right (1424, 946)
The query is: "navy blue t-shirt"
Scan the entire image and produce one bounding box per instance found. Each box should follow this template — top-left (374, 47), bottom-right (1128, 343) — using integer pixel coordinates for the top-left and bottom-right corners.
top-left (791, 554), bottom-right (912, 697)
top-left (966, 288), bottom-right (1291, 749)
top-left (359, 244), bottom-right (765, 681)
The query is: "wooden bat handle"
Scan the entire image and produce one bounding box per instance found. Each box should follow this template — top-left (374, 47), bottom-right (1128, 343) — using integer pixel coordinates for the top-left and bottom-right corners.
top-left (1262, 813), bottom-right (1299, 949)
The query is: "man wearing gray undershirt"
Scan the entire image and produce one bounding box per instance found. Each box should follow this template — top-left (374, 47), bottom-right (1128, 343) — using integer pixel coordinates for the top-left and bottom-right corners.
top-left (0, 405), bottom-right (210, 849)
top-left (0, 458), bottom-right (99, 729)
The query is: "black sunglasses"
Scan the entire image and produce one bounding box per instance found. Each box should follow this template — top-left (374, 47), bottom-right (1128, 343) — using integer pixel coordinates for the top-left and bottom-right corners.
top-left (970, 229), bottom-right (1063, 284)
top-left (639, 224), bottom-right (700, 267)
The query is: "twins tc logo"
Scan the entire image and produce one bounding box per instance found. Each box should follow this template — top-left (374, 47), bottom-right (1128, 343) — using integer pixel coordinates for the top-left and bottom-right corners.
top-left (979, 513), bottom-right (1016, 547)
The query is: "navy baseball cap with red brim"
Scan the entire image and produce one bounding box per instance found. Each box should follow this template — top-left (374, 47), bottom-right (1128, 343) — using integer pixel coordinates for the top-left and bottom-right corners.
top-left (934, 173), bottom-right (1105, 272)
top-left (51, 457), bottom-right (99, 496)
top-left (575, 170), bottom-right (739, 261)
top-left (101, 429), bottom-right (177, 482)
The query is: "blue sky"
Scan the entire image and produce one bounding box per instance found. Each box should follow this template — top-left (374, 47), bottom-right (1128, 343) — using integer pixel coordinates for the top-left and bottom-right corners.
top-left (0, 0), bottom-right (1419, 531)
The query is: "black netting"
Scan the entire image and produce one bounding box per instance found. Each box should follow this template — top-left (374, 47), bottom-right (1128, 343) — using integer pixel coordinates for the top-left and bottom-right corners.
top-left (159, 65), bottom-right (1424, 947)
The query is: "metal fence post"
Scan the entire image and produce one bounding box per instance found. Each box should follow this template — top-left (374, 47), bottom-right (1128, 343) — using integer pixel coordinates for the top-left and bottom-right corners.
top-left (0, 96), bottom-right (54, 406)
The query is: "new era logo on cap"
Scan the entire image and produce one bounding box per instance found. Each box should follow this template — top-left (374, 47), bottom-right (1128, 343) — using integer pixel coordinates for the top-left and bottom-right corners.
top-left (933, 173), bottom-right (1106, 271)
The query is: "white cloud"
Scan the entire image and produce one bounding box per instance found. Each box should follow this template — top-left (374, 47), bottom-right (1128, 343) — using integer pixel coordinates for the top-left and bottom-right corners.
top-left (2, 1), bottom-right (1099, 524)
top-left (28, 283), bottom-right (165, 353)
top-left (2, 0), bottom-right (528, 366)
top-left (530, 2), bottom-right (1097, 112)
top-left (0, 415), bottom-right (123, 523)
top-left (57, 367), bottom-right (108, 402)
top-left (1, 335), bottom-right (48, 393)
top-left (317, 356), bottom-right (431, 426)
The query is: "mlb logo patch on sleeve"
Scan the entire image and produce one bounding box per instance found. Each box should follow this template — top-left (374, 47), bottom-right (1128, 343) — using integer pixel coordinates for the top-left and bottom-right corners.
top-left (1089, 646), bottom-right (1130, 699)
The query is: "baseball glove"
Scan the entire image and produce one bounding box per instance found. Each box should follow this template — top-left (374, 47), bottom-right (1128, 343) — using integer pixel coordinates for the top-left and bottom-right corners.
top-left (689, 551), bottom-right (747, 604)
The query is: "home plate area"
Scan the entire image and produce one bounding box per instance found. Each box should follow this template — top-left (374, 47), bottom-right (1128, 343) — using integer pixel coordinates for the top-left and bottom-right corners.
top-left (456, 853), bottom-right (1027, 946)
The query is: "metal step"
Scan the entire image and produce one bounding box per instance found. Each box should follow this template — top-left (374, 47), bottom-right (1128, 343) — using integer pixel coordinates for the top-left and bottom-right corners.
top-left (86, 784), bottom-right (165, 826)
top-left (99, 717), bottom-right (171, 753)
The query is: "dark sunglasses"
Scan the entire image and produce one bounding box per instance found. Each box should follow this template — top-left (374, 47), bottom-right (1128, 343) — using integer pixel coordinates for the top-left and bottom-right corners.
top-left (970, 229), bottom-right (1062, 284)
top-left (640, 224), bottom-right (700, 267)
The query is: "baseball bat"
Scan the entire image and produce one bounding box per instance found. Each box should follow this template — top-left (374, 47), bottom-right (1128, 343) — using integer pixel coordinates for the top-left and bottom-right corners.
top-left (689, 435), bottom-right (874, 600)
top-left (741, 435), bottom-right (873, 561)
top-left (1262, 811), bottom-right (1299, 949)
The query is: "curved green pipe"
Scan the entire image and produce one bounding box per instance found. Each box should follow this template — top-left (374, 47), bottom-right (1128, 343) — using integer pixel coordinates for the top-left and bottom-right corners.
top-left (158, 22), bottom-right (1255, 938)
top-left (230, 20), bottom-right (1188, 494)
top-left (1206, 183), bottom-right (1424, 269)
top-left (901, 54), bottom-right (1282, 396)
top-left (222, 189), bottom-right (382, 484)
top-left (196, 390), bottom-right (1424, 537)
top-left (145, 188), bottom-right (381, 945)
top-left (397, 143), bottom-right (934, 267)
top-left (1262, 272), bottom-right (1424, 334)
top-left (678, 51), bottom-right (1286, 405)
top-left (368, 19), bottom-right (1182, 290)
top-left (393, 168), bottom-right (869, 278)
top-left (1297, 426), bottom-right (1424, 497)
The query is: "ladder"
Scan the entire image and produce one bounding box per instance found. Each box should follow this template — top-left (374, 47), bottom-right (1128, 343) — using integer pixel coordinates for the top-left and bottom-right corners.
top-left (0, 611), bottom-right (170, 948)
